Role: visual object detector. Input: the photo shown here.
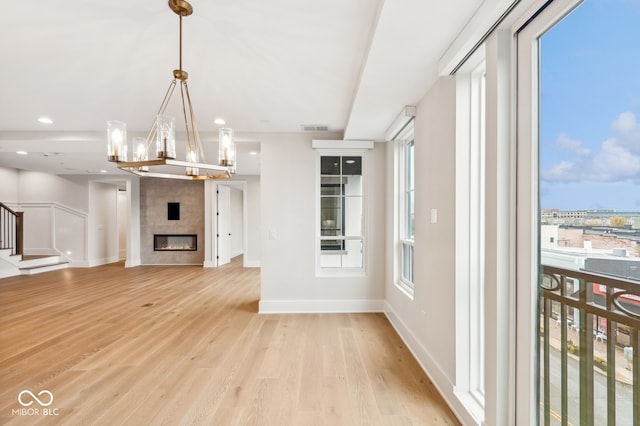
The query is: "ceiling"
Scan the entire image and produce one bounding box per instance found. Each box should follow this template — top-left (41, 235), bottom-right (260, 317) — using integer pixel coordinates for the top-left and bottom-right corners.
top-left (0, 0), bottom-right (484, 177)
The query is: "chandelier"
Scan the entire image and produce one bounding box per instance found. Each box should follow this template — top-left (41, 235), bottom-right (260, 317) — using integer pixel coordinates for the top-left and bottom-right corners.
top-left (107, 0), bottom-right (236, 180)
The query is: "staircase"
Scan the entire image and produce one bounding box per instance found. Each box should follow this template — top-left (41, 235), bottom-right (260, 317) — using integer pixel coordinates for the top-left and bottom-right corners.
top-left (0, 250), bottom-right (69, 278)
top-left (0, 203), bottom-right (69, 278)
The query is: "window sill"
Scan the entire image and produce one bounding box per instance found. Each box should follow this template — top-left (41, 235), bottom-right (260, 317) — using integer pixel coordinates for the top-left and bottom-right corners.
top-left (395, 279), bottom-right (414, 299)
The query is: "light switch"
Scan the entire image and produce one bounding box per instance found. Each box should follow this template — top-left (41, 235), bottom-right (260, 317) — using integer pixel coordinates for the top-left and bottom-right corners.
top-left (430, 208), bottom-right (438, 224)
top-left (269, 229), bottom-right (277, 240)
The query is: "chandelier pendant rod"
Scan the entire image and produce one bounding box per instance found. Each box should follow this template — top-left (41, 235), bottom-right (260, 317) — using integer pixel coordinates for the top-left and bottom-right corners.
top-left (179, 14), bottom-right (183, 73)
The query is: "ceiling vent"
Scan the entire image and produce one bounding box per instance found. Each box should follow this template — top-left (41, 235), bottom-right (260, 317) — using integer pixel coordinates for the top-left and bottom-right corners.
top-left (301, 124), bottom-right (329, 132)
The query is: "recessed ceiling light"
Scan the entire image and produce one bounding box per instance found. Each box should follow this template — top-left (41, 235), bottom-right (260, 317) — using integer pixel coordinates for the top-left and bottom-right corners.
top-left (16, 150), bottom-right (28, 155)
top-left (249, 151), bottom-right (258, 156)
top-left (37, 116), bottom-right (53, 124)
top-left (100, 169), bottom-right (108, 173)
top-left (214, 118), bottom-right (226, 125)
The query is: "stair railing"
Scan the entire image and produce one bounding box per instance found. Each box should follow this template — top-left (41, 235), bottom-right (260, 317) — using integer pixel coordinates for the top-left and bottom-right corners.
top-left (0, 203), bottom-right (23, 256)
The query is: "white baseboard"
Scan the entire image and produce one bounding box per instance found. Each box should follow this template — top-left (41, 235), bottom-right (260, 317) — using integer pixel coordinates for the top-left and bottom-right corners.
top-left (383, 301), bottom-right (479, 426)
top-left (204, 259), bottom-right (259, 268)
top-left (258, 299), bottom-right (384, 314)
top-left (125, 258), bottom-right (141, 268)
top-left (88, 256), bottom-right (120, 267)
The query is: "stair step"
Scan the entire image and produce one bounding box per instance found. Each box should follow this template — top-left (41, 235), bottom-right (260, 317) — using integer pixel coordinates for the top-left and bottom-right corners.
top-left (18, 255), bottom-right (61, 268)
top-left (16, 255), bottom-right (69, 275)
top-left (20, 261), bottom-right (68, 275)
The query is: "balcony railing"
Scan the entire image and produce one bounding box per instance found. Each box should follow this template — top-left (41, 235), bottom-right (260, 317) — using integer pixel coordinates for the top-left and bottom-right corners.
top-left (540, 265), bottom-right (640, 425)
top-left (0, 202), bottom-right (23, 256)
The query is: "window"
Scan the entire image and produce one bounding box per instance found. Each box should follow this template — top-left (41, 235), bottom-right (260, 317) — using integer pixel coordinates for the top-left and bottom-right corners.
top-left (454, 48), bottom-right (486, 420)
top-left (398, 129), bottom-right (415, 290)
top-left (318, 152), bottom-right (365, 271)
top-left (519, 1), bottom-right (639, 424)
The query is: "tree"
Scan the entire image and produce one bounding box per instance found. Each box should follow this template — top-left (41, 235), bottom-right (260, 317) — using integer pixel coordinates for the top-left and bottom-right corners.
top-left (610, 216), bottom-right (626, 227)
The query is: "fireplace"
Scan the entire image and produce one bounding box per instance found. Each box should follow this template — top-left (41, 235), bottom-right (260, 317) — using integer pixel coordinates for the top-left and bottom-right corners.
top-left (154, 234), bottom-right (197, 251)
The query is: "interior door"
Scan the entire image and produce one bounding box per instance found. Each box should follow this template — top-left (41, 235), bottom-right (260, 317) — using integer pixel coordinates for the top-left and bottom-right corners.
top-left (217, 185), bottom-right (231, 266)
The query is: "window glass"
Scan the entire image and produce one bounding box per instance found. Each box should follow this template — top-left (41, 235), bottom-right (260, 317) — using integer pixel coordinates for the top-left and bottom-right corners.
top-left (319, 154), bottom-right (364, 270)
top-left (399, 134), bottom-right (415, 288)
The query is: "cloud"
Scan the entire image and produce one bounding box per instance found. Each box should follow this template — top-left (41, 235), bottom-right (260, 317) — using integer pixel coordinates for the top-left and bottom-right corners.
top-left (541, 111), bottom-right (640, 183)
top-left (555, 133), bottom-right (591, 157)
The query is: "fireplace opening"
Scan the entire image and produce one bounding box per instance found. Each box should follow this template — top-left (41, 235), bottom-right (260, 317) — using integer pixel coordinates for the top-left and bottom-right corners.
top-left (154, 234), bottom-right (197, 251)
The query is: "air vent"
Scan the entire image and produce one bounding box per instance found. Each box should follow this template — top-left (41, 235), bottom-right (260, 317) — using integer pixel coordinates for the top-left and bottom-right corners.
top-left (301, 124), bottom-right (329, 132)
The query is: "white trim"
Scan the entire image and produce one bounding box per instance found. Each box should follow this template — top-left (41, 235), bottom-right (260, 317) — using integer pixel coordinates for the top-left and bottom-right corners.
top-left (14, 201), bottom-right (87, 218)
top-left (125, 257), bottom-right (141, 268)
top-left (258, 299), bottom-right (384, 314)
top-left (311, 140), bottom-right (374, 150)
top-left (384, 106), bottom-right (416, 141)
top-left (454, 46), bottom-right (487, 423)
top-left (439, 0), bottom-right (520, 75)
top-left (384, 301), bottom-right (480, 426)
top-left (394, 122), bottom-right (415, 295)
top-left (88, 255), bottom-right (120, 267)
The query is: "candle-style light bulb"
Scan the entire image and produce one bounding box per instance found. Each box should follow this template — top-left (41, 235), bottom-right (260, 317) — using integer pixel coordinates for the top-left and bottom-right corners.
top-left (218, 128), bottom-right (236, 173)
top-left (107, 120), bottom-right (127, 162)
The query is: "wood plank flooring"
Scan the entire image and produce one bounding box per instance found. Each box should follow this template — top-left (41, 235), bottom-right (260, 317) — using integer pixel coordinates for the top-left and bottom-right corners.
top-left (0, 257), bottom-right (460, 425)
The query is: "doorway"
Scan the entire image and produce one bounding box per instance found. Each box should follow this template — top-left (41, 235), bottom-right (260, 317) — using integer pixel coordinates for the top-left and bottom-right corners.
top-left (212, 181), bottom-right (248, 267)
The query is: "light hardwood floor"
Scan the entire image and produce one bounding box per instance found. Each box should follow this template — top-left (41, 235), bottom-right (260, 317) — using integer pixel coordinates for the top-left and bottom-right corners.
top-left (0, 257), bottom-right (460, 425)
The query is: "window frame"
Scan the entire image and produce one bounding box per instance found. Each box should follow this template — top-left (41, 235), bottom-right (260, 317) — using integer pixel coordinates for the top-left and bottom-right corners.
top-left (514, 1), bottom-right (583, 423)
top-left (454, 46), bottom-right (487, 421)
top-left (396, 125), bottom-right (415, 294)
top-left (315, 148), bottom-right (368, 276)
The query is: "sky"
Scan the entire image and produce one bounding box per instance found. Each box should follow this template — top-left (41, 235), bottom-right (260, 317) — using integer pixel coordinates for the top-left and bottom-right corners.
top-left (540, 0), bottom-right (640, 212)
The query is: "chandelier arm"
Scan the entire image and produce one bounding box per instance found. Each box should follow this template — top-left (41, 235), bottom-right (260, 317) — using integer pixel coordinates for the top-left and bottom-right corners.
top-left (143, 80), bottom-right (179, 158)
top-left (182, 80), bottom-right (207, 164)
top-left (179, 81), bottom-right (193, 156)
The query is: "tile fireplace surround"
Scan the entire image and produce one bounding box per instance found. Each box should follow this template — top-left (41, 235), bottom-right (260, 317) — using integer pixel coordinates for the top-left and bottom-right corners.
top-left (140, 178), bottom-right (204, 265)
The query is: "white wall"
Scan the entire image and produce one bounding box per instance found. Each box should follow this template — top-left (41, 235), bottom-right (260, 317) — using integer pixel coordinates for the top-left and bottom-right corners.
top-left (117, 190), bottom-right (127, 259)
top-left (22, 206), bottom-right (53, 252)
top-left (53, 206), bottom-right (87, 262)
top-left (17, 170), bottom-right (88, 211)
top-left (88, 181), bottom-right (119, 265)
top-left (244, 175), bottom-right (261, 267)
top-left (384, 77), bottom-right (464, 420)
top-left (230, 186), bottom-right (243, 257)
top-left (259, 133), bottom-right (386, 312)
top-left (0, 167), bottom-right (18, 202)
